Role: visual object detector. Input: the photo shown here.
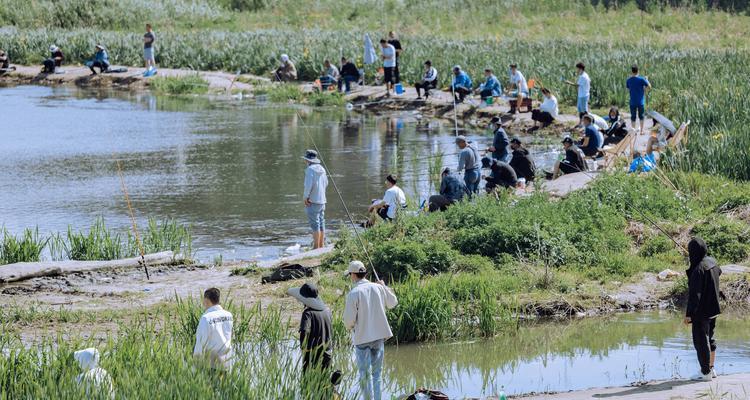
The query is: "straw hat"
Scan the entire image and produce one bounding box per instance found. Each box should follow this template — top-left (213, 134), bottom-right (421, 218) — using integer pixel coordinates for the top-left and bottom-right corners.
top-left (287, 283), bottom-right (327, 311)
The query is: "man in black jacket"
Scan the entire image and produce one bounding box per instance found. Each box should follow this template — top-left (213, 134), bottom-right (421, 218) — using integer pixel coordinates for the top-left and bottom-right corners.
top-left (684, 237), bottom-right (722, 381)
top-left (338, 57), bottom-right (360, 93)
top-left (509, 137), bottom-right (536, 184)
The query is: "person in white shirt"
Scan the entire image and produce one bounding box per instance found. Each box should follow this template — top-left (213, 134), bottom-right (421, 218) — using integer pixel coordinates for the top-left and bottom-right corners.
top-left (508, 64), bottom-right (529, 114)
top-left (415, 60), bottom-right (438, 99)
top-left (367, 174), bottom-right (406, 225)
top-left (379, 39), bottom-right (396, 96)
top-left (529, 87), bottom-right (558, 132)
top-left (303, 149), bottom-right (328, 249)
top-left (194, 288), bottom-right (234, 370)
top-left (343, 260), bottom-right (398, 400)
top-left (74, 348), bottom-right (115, 400)
top-left (565, 62), bottom-right (591, 126)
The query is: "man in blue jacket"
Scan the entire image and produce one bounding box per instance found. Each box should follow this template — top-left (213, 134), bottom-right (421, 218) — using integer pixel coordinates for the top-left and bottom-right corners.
top-left (476, 68), bottom-right (501, 101)
top-left (428, 168), bottom-right (468, 212)
top-left (487, 116), bottom-right (510, 163)
top-left (451, 65), bottom-right (472, 103)
top-left (87, 44), bottom-right (109, 75)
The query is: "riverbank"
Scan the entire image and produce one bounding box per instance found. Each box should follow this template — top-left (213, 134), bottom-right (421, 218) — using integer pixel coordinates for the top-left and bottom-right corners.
top-left (519, 373), bottom-right (750, 400)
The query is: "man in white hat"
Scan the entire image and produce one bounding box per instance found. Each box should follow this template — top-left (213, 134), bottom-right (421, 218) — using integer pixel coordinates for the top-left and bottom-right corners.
top-left (343, 261), bottom-right (398, 400)
top-left (287, 282), bottom-right (333, 374)
top-left (303, 149), bottom-right (328, 249)
top-left (272, 53), bottom-right (297, 81)
top-left (43, 45), bottom-right (64, 73)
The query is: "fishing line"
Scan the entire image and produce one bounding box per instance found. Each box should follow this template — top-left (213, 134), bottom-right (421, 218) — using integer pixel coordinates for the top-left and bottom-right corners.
top-left (113, 155), bottom-right (150, 280)
top-left (272, 73), bottom-right (382, 281)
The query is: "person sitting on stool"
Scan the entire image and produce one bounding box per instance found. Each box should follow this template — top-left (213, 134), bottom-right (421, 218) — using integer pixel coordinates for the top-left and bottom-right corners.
top-left (415, 60), bottom-right (438, 99)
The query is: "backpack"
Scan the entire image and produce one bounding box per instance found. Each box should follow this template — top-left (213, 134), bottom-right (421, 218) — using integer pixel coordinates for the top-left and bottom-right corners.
top-left (261, 263), bottom-right (313, 284)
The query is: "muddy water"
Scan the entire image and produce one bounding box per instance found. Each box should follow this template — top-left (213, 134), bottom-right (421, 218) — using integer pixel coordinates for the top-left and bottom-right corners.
top-left (376, 311), bottom-right (750, 398)
top-left (1, 85), bottom-right (559, 262)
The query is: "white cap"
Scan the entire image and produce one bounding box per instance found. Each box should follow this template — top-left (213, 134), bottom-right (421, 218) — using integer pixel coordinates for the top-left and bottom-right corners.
top-left (345, 260), bottom-right (367, 274)
top-left (280, 54), bottom-right (289, 62)
top-left (49, 45), bottom-right (58, 52)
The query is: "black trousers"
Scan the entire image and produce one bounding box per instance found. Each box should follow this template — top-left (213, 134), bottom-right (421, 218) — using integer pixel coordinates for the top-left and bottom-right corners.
top-left (531, 110), bottom-right (554, 127)
top-left (453, 87), bottom-right (470, 102)
top-left (302, 348), bottom-right (332, 374)
top-left (559, 161), bottom-right (580, 175)
top-left (89, 61), bottom-right (109, 73)
top-left (692, 318), bottom-right (717, 375)
top-left (415, 80), bottom-right (437, 97)
top-left (428, 195), bottom-right (454, 212)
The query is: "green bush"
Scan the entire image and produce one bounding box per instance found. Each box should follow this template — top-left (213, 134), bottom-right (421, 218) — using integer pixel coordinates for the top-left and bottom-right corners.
top-left (372, 240), bottom-right (426, 281)
top-left (638, 234), bottom-right (675, 257)
top-left (150, 75), bottom-right (209, 95)
top-left (691, 215), bottom-right (750, 263)
top-left (452, 254), bottom-right (495, 273)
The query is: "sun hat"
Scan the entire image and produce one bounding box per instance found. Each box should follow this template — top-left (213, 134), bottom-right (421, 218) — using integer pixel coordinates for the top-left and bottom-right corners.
top-left (49, 45), bottom-right (58, 52)
top-left (280, 54), bottom-right (290, 62)
top-left (287, 283), bottom-right (327, 311)
top-left (302, 149), bottom-right (320, 163)
top-left (345, 260), bottom-right (367, 275)
top-left (95, 44), bottom-right (105, 50)
top-left (453, 65), bottom-right (461, 71)
top-left (455, 135), bottom-right (467, 143)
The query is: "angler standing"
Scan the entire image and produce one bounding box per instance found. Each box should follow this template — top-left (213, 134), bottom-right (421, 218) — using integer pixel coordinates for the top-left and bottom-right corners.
top-left (684, 237), bottom-right (722, 381)
top-left (303, 149), bottom-right (328, 249)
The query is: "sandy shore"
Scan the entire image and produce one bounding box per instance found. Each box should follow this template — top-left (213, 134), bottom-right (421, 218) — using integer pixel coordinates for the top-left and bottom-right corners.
top-left (518, 373), bottom-right (750, 399)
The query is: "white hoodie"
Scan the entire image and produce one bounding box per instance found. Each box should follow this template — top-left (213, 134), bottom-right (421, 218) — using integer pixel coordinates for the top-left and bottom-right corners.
top-left (194, 305), bottom-right (234, 369)
top-left (304, 163), bottom-right (328, 205)
top-left (74, 348), bottom-right (115, 400)
top-left (343, 279), bottom-right (398, 346)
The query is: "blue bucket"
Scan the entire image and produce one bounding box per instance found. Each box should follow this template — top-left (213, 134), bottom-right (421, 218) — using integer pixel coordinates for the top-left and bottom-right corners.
top-left (395, 83), bottom-right (404, 95)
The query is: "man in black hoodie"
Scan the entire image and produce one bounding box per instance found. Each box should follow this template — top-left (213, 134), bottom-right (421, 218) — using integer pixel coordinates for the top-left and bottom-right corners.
top-left (684, 237), bottom-right (722, 381)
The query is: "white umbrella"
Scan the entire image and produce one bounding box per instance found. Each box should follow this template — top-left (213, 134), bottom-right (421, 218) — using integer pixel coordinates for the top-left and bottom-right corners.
top-left (647, 110), bottom-right (677, 134)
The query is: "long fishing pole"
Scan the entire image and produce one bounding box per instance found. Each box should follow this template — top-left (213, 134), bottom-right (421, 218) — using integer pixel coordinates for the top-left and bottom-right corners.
top-left (272, 72), bottom-right (382, 281)
top-left (114, 156), bottom-right (150, 280)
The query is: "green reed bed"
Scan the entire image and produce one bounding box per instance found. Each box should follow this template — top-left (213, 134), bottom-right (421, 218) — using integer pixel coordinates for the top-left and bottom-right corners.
top-left (150, 74), bottom-right (209, 95)
top-left (0, 217), bottom-right (192, 266)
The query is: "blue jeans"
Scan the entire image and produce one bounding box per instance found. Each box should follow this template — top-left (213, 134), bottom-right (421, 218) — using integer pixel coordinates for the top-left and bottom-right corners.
top-left (338, 75), bottom-right (358, 92)
top-left (464, 169), bottom-right (480, 194)
top-left (630, 104), bottom-right (645, 121)
top-left (305, 203), bottom-right (325, 232)
top-left (354, 339), bottom-right (384, 400)
top-left (577, 95), bottom-right (589, 113)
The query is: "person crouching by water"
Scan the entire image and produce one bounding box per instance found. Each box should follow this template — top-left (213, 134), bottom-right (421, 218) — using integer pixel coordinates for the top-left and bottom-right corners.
top-left (74, 348), bottom-right (115, 399)
top-left (482, 157), bottom-right (517, 193)
top-left (684, 237), bottom-right (722, 381)
top-left (367, 174), bottom-right (406, 226)
top-left (551, 136), bottom-right (586, 179)
top-left (303, 150), bottom-right (328, 249)
top-left (509, 137), bottom-right (536, 185)
top-left (429, 168), bottom-right (468, 212)
top-left (287, 283), bottom-right (333, 374)
top-left (343, 261), bottom-right (398, 400)
top-left (272, 54), bottom-right (297, 82)
top-left (456, 135), bottom-right (482, 195)
top-left (87, 44), bottom-right (110, 75)
top-left (194, 288), bottom-right (234, 370)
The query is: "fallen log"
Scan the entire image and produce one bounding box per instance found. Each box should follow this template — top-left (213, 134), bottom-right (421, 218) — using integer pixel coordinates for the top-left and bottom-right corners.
top-left (0, 251), bottom-right (180, 284)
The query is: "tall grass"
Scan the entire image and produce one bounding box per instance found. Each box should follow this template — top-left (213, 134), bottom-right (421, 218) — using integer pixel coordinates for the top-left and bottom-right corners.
top-left (56, 217), bottom-right (124, 261)
top-left (0, 227), bottom-right (48, 265)
top-left (150, 75), bottom-right (209, 95)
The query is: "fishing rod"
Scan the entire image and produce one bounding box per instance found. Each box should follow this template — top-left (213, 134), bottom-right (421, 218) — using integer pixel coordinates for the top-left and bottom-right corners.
top-left (272, 72), bottom-right (382, 281)
top-left (113, 156), bottom-right (150, 280)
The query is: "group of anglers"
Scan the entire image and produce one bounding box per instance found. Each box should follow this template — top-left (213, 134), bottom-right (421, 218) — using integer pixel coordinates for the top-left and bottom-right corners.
top-left (0, 24), bottom-right (157, 76)
top-left (71, 237), bottom-right (725, 399)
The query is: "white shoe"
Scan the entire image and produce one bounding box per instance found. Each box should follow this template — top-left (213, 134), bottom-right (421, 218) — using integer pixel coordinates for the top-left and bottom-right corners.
top-left (711, 368), bottom-right (718, 379)
top-left (691, 372), bottom-right (712, 381)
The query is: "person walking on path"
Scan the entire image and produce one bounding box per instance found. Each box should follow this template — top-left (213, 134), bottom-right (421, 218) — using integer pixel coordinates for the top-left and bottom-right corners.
top-left (387, 31), bottom-right (403, 84)
top-left (379, 39), bottom-right (396, 96)
top-left (626, 65), bottom-right (651, 135)
top-left (194, 288), bottom-right (234, 370)
top-left (343, 261), bottom-right (398, 400)
top-left (143, 24), bottom-right (156, 71)
top-left (565, 62), bottom-right (591, 127)
top-left (684, 237), bottom-right (722, 381)
top-left (288, 283), bottom-right (333, 374)
top-left (303, 149), bottom-right (328, 249)
top-left (456, 135), bottom-right (482, 195)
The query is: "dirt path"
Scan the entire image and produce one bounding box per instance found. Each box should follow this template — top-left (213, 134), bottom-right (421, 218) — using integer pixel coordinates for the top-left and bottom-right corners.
top-left (517, 373), bottom-right (750, 399)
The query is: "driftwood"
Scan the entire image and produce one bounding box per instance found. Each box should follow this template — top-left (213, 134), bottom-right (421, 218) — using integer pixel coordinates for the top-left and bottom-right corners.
top-left (0, 251), bottom-right (180, 284)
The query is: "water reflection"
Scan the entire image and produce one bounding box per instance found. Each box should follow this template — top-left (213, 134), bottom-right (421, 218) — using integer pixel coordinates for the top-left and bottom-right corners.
top-left (2, 85), bottom-right (558, 261)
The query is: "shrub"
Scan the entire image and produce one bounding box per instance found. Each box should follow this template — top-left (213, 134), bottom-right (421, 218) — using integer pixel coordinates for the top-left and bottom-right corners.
top-left (372, 241), bottom-right (426, 281)
top-left (691, 216), bottom-right (750, 263)
top-left (150, 75), bottom-right (209, 95)
top-left (638, 234), bottom-right (675, 257)
top-left (452, 254), bottom-right (495, 273)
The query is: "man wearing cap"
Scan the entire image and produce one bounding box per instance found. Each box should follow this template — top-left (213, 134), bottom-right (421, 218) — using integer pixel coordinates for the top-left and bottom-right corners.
top-left (456, 136), bottom-right (482, 195)
top-left (509, 137), bottom-right (536, 184)
top-left (303, 150), bottom-right (328, 249)
top-left (343, 261), bottom-right (398, 400)
top-left (87, 44), bottom-right (110, 75)
top-left (429, 168), bottom-right (468, 212)
top-left (272, 54), bottom-right (297, 81)
top-left (287, 283), bottom-right (333, 374)
top-left (487, 117), bottom-right (511, 163)
top-left (552, 137), bottom-right (586, 179)
top-left (482, 157), bottom-right (517, 192)
top-left (451, 65), bottom-right (472, 103)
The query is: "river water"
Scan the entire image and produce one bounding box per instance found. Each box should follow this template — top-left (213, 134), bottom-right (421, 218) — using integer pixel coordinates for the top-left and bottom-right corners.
top-left (1, 85), bottom-right (559, 262)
